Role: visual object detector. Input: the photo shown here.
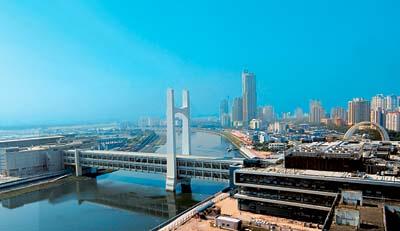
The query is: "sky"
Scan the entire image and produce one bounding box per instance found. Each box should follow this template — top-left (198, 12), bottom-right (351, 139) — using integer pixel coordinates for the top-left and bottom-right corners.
top-left (0, 0), bottom-right (399, 126)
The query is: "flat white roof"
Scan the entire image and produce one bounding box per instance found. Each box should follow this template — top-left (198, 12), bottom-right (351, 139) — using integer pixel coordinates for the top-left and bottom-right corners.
top-left (217, 216), bottom-right (241, 223)
top-left (0, 136), bottom-right (64, 143)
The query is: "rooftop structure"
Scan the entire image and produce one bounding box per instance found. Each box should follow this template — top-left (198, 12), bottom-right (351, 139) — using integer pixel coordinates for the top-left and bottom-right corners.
top-left (0, 136), bottom-right (64, 148)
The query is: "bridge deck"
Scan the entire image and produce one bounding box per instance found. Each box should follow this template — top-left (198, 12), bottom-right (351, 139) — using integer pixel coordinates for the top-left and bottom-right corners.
top-left (64, 150), bottom-right (243, 182)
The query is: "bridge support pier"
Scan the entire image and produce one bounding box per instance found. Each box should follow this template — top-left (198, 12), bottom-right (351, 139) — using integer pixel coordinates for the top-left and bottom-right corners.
top-left (180, 178), bottom-right (192, 193)
top-left (181, 90), bottom-right (191, 155)
top-left (166, 89), bottom-right (177, 192)
top-left (165, 88), bottom-right (192, 191)
top-left (74, 149), bottom-right (82, 176)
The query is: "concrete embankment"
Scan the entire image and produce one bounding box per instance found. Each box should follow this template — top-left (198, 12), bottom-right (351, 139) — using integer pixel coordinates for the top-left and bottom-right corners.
top-left (0, 173), bottom-right (89, 200)
top-left (0, 171), bottom-right (69, 191)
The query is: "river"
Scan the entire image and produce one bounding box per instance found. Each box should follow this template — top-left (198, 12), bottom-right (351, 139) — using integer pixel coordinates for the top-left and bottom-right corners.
top-left (0, 131), bottom-right (240, 231)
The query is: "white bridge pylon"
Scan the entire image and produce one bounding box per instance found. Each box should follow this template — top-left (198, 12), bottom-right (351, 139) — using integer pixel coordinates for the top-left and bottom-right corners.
top-left (166, 88), bottom-right (192, 191)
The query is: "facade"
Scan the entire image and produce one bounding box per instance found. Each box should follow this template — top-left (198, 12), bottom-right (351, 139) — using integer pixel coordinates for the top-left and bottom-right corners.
top-left (242, 70), bottom-right (257, 125)
top-left (371, 94), bottom-right (398, 112)
top-left (231, 97), bottom-right (243, 125)
top-left (294, 107), bottom-right (304, 121)
top-left (220, 99), bottom-right (230, 127)
top-left (309, 100), bottom-right (324, 124)
top-left (371, 109), bottom-right (386, 127)
top-left (268, 122), bottom-right (287, 134)
top-left (386, 111), bottom-right (400, 132)
top-left (371, 94), bottom-right (386, 111)
top-left (330, 107), bottom-right (347, 123)
top-left (348, 98), bottom-right (370, 125)
top-left (262, 105), bottom-right (275, 124)
top-left (249, 119), bottom-right (261, 130)
top-left (138, 117), bottom-right (161, 127)
top-left (0, 140), bottom-right (92, 177)
top-left (0, 147), bottom-right (63, 177)
top-left (234, 166), bottom-right (400, 225)
top-left (386, 94), bottom-right (398, 111)
top-left (221, 114), bottom-right (231, 128)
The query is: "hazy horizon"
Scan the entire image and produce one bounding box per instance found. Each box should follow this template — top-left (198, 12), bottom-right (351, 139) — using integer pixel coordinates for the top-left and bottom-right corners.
top-left (1, 0), bottom-right (400, 126)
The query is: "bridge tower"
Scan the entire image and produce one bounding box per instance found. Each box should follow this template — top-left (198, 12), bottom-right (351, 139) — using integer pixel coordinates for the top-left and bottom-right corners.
top-left (165, 88), bottom-right (192, 192)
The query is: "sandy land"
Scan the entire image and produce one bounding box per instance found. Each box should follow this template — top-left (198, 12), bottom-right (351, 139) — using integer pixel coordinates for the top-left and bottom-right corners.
top-left (176, 197), bottom-right (321, 231)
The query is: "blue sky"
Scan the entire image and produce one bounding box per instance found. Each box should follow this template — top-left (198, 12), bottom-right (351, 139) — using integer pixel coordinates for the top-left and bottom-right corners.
top-left (0, 0), bottom-right (399, 125)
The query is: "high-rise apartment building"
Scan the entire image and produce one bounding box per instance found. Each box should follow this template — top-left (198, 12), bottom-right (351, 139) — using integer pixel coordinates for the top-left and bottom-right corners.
top-left (386, 111), bottom-right (400, 132)
top-left (309, 100), bottom-right (324, 124)
top-left (219, 99), bottom-right (229, 127)
top-left (371, 109), bottom-right (386, 127)
top-left (371, 94), bottom-right (398, 112)
top-left (348, 98), bottom-right (370, 125)
top-left (386, 95), bottom-right (398, 111)
top-left (330, 107), bottom-right (347, 122)
top-left (371, 94), bottom-right (386, 111)
top-left (262, 106), bottom-right (275, 124)
top-left (231, 97), bottom-right (243, 124)
top-left (295, 107), bottom-right (304, 121)
top-left (242, 70), bottom-right (257, 125)
top-left (220, 99), bottom-right (229, 115)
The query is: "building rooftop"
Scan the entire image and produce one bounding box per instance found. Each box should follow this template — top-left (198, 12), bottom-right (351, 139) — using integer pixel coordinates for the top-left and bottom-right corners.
top-left (0, 136), bottom-right (64, 143)
top-left (237, 165), bottom-right (400, 185)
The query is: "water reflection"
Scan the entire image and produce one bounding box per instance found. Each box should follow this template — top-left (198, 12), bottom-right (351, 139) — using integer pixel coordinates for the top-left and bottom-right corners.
top-left (1, 177), bottom-right (198, 218)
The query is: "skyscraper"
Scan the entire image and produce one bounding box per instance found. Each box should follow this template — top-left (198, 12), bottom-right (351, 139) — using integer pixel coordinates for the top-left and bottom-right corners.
top-left (295, 107), bottom-right (304, 121)
top-left (262, 106), bottom-right (275, 124)
top-left (330, 107), bottom-right (347, 122)
top-left (371, 94), bottom-right (386, 110)
top-left (219, 99), bottom-right (229, 127)
top-left (231, 97), bottom-right (243, 125)
top-left (309, 100), bottom-right (323, 124)
top-left (348, 98), bottom-right (370, 125)
top-left (386, 111), bottom-right (400, 132)
top-left (371, 109), bottom-right (386, 127)
top-left (242, 70), bottom-right (257, 125)
top-left (386, 94), bottom-right (398, 111)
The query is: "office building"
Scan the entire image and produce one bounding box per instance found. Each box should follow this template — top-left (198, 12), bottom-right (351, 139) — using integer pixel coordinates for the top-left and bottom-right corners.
top-left (386, 111), bottom-right (400, 132)
top-left (231, 97), bottom-right (243, 125)
top-left (242, 70), bottom-right (257, 125)
top-left (348, 98), bottom-right (370, 125)
top-left (309, 100), bottom-right (324, 124)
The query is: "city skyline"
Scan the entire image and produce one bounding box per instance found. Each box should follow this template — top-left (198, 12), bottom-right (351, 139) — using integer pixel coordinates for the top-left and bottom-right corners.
top-left (1, 1), bottom-right (400, 126)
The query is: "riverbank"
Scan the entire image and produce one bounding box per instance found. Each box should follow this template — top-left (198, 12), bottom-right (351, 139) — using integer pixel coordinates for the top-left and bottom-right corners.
top-left (194, 128), bottom-right (249, 158)
top-left (0, 175), bottom-right (91, 200)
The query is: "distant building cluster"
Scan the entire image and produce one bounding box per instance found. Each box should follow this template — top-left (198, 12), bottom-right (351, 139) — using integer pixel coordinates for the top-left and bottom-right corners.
top-left (219, 70), bottom-right (258, 129)
top-left (219, 77), bottom-right (400, 132)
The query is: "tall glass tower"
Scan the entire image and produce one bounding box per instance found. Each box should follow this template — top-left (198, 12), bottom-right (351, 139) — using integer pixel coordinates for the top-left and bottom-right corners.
top-left (242, 70), bottom-right (257, 125)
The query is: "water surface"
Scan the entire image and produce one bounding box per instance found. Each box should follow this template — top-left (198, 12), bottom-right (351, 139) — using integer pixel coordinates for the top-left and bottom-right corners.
top-left (0, 131), bottom-right (234, 231)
